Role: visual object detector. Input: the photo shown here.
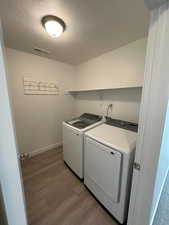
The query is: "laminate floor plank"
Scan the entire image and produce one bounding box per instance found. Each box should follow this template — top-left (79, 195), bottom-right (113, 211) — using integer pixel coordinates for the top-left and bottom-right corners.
top-left (21, 148), bottom-right (119, 225)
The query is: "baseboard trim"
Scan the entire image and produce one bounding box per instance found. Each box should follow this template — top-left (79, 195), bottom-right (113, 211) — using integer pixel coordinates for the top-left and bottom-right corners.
top-left (30, 143), bottom-right (62, 157)
top-left (150, 166), bottom-right (169, 225)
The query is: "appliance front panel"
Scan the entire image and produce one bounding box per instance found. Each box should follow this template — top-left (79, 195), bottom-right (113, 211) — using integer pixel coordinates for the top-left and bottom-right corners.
top-left (63, 124), bottom-right (83, 178)
top-left (85, 137), bottom-right (122, 202)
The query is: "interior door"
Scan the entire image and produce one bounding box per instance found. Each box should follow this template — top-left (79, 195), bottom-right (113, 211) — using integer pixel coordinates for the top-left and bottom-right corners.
top-left (0, 188), bottom-right (8, 225)
top-left (0, 20), bottom-right (28, 225)
top-left (63, 124), bottom-right (83, 178)
top-left (127, 3), bottom-right (169, 225)
top-left (85, 137), bottom-right (122, 203)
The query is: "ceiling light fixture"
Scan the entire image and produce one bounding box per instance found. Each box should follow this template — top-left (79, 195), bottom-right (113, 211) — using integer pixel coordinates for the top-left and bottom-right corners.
top-left (41, 15), bottom-right (66, 38)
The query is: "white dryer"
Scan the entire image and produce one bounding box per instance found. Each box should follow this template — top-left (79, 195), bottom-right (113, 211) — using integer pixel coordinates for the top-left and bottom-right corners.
top-left (84, 118), bottom-right (138, 224)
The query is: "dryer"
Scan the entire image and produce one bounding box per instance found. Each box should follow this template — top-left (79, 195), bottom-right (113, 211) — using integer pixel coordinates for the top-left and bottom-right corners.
top-left (84, 118), bottom-right (138, 224)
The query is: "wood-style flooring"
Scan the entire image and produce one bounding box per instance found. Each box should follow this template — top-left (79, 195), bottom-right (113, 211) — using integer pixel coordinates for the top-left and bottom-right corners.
top-left (21, 148), bottom-right (120, 225)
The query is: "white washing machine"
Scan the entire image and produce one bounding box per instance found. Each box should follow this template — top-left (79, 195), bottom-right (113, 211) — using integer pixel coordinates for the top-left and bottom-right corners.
top-left (62, 113), bottom-right (103, 179)
top-left (84, 118), bottom-right (138, 224)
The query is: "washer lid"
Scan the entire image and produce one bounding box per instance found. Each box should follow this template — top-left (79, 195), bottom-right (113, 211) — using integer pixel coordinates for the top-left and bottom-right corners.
top-left (66, 113), bottom-right (102, 129)
top-left (85, 124), bottom-right (137, 154)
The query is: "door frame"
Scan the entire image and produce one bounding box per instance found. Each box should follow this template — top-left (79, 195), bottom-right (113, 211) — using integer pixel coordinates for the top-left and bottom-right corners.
top-left (128, 1), bottom-right (169, 225)
top-left (0, 20), bottom-right (28, 225)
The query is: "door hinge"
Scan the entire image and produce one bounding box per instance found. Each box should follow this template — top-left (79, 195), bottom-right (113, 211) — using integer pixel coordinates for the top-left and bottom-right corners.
top-left (133, 162), bottom-right (141, 171)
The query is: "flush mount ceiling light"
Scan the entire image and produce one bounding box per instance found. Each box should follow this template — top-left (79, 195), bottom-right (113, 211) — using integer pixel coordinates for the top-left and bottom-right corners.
top-left (41, 15), bottom-right (66, 38)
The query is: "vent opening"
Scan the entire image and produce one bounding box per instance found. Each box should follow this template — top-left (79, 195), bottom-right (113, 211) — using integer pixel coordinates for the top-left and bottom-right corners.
top-left (33, 47), bottom-right (50, 55)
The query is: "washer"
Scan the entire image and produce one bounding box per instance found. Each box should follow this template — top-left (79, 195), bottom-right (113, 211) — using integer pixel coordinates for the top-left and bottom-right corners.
top-left (84, 118), bottom-right (138, 224)
top-left (62, 113), bottom-right (103, 179)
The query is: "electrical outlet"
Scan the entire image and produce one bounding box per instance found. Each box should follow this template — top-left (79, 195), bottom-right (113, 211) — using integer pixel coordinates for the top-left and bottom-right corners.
top-left (20, 153), bottom-right (30, 161)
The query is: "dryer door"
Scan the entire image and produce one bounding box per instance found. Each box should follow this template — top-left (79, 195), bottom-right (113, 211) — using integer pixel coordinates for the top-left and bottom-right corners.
top-left (85, 137), bottom-right (122, 203)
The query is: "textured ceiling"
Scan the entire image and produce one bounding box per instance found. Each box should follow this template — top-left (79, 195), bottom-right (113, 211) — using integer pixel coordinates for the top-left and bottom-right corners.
top-left (0, 0), bottom-right (149, 65)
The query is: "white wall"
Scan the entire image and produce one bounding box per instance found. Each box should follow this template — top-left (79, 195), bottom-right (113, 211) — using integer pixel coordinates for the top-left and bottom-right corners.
top-left (6, 48), bottom-right (75, 154)
top-left (75, 38), bottom-right (147, 90)
top-left (74, 88), bottom-right (142, 123)
top-left (74, 38), bottom-right (146, 123)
